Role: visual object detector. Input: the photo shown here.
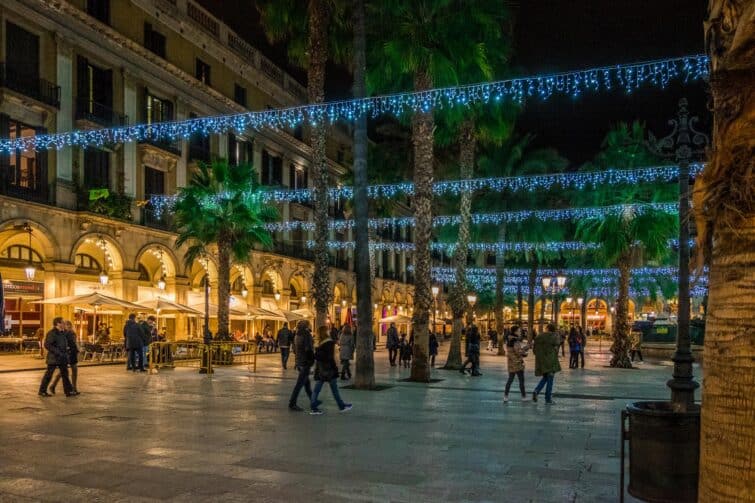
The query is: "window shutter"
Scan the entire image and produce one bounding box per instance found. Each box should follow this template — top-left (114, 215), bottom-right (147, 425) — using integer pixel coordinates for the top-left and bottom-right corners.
top-left (289, 163), bottom-right (295, 188)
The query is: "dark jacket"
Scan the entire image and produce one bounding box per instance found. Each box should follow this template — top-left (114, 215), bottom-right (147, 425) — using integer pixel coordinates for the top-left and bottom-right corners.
top-left (124, 319), bottom-right (145, 350)
top-left (65, 330), bottom-right (79, 365)
top-left (386, 327), bottom-right (399, 349)
top-left (313, 340), bottom-right (339, 381)
top-left (138, 320), bottom-right (153, 346)
top-left (467, 326), bottom-right (481, 355)
top-left (44, 328), bottom-right (69, 366)
top-left (429, 335), bottom-right (439, 356)
top-left (276, 327), bottom-right (292, 348)
top-left (534, 331), bottom-right (562, 376)
top-left (294, 328), bottom-right (314, 368)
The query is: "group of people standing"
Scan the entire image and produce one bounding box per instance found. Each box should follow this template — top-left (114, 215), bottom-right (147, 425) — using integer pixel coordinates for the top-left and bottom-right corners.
top-left (385, 322), bottom-right (440, 368)
top-left (38, 317), bottom-right (79, 397)
top-left (287, 320), bottom-right (352, 415)
top-left (123, 313), bottom-right (162, 372)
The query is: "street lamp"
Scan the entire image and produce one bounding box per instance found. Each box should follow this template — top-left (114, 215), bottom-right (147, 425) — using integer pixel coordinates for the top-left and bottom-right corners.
top-left (23, 223), bottom-right (35, 281)
top-left (431, 285), bottom-right (440, 334)
top-left (577, 297), bottom-right (583, 328)
top-left (157, 275), bottom-right (166, 291)
top-left (99, 269), bottom-right (109, 286)
top-left (566, 297), bottom-right (573, 326)
top-left (466, 292), bottom-right (477, 325)
top-left (241, 285), bottom-right (248, 298)
top-left (274, 291), bottom-right (281, 302)
top-left (541, 273), bottom-right (567, 323)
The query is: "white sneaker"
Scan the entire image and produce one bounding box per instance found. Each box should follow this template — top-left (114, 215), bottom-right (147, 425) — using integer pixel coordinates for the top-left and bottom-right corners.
top-left (503, 395), bottom-right (509, 403)
top-left (521, 396), bottom-right (529, 402)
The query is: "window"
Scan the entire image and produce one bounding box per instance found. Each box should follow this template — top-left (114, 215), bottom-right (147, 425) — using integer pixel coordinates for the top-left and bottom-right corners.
top-left (188, 113), bottom-right (210, 162)
top-left (228, 134), bottom-right (253, 166)
top-left (260, 149), bottom-right (282, 186)
top-left (5, 22), bottom-right (39, 82)
top-left (234, 84), bottom-right (247, 107)
top-left (86, 0), bottom-right (110, 24)
top-left (83, 149), bottom-right (110, 189)
top-left (144, 23), bottom-right (166, 58)
top-left (145, 93), bottom-right (173, 124)
top-left (77, 57), bottom-right (114, 121)
top-left (1, 245), bottom-right (42, 263)
top-left (75, 253), bottom-right (101, 271)
top-left (289, 164), bottom-right (308, 189)
top-left (262, 280), bottom-right (274, 295)
top-left (195, 58), bottom-right (211, 86)
top-left (0, 115), bottom-right (47, 198)
top-left (144, 166), bottom-right (165, 196)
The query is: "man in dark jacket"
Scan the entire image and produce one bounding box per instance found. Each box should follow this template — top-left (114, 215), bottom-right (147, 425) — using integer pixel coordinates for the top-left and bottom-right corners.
top-left (124, 313), bottom-right (146, 372)
top-left (460, 324), bottom-right (482, 376)
top-left (277, 322), bottom-right (292, 369)
top-left (38, 317), bottom-right (74, 397)
top-left (386, 323), bottom-right (399, 366)
top-left (532, 323), bottom-right (562, 404)
top-left (288, 321), bottom-right (313, 411)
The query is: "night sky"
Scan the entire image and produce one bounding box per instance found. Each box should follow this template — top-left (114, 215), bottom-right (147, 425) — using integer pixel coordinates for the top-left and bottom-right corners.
top-left (202, 0), bottom-right (709, 165)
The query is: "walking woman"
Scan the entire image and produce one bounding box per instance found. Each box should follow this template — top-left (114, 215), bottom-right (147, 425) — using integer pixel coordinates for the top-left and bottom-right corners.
top-left (338, 324), bottom-right (354, 380)
top-left (310, 326), bottom-right (352, 415)
top-left (50, 320), bottom-right (79, 395)
top-left (504, 326), bottom-right (529, 403)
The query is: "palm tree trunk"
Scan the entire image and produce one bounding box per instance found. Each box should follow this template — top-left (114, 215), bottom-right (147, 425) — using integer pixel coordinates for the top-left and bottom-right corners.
top-left (307, 0), bottom-right (331, 330)
top-left (495, 224), bottom-right (506, 356)
top-left (351, 0), bottom-right (374, 389)
top-left (538, 296), bottom-right (545, 335)
top-left (444, 119), bottom-right (474, 370)
top-left (527, 258), bottom-right (537, 336)
top-left (611, 253), bottom-right (632, 368)
top-left (409, 69), bottom-right (434, 382)
top-left (698, 5), bottom-right (755, 497)
top-left (216, 239), bottom-right (231, 340)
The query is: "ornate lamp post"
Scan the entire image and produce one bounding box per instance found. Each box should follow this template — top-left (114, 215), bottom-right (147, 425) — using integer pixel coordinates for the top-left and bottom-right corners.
top-left (466, 292), bottom-right (477, 325)
top-left (647, 98), bottom-right (708, 411)
top-left (431, 285), bottom-right (440, 335)
top-left (541, 273), bottom-right (567, 323)
top-left (23, 223), bottom-right (36, 281)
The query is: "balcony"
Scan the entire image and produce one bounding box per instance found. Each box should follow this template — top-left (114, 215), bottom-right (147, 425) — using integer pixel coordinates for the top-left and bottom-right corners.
top-left (273, 242), bottom-right (314, 261)
top-left (0, 160), bottom-right (49, 205)
top-left (139, 138), bottom-right (182, 157)
top-left (0, 63), bottom-right (60, 108)
top-left (75, 98), bottom-right (128, 128)
top-left (141, 206), bottom-right (174, 231)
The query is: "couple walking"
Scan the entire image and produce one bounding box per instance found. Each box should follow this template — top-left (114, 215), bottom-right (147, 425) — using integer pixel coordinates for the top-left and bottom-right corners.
top-left (288, 321), bottom-right (352, 415)
top-left (503, 323), bottom-right (561, 405)
top-left (38, 317), bottom-right (79, 397)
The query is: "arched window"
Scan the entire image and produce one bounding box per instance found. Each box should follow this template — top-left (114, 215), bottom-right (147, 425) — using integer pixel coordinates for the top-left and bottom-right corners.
top-left (75, 253), bottom-right (101, 272)
top-left (262, 279), bottom-right (274, 294)
top-left (1, 245), bottom-right (42, 263)
top-left (289, 283), bottom-right (297, 299)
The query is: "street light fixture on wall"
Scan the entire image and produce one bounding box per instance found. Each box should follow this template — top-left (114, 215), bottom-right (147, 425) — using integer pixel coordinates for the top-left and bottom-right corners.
top-left (274, 291), bottom-right (281, 302)
top-left (99, 269), bottom-right (109, 286)
top-left (23, 223), bottom-right (35, 281)
top-left (157, 275), bottom-right (166, 291)
top-left (241, 285), bottom-right (248, 298)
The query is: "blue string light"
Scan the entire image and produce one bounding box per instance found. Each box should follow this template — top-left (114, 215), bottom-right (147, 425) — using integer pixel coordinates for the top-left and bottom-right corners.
top-left (0, 55), bottom-right (709, 154)
top-left (263, 202), bottom-right (677, 232)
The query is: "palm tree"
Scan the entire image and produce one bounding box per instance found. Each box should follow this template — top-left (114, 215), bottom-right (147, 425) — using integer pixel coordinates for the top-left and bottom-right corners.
top-left (173, 160), bottom-right (278, 340)
top-left (257, 0), bottom-right (349, 329)
top-left (369, 0), bottom-right (508, 381)
top-left (697, 6), bottom-right (755, 497)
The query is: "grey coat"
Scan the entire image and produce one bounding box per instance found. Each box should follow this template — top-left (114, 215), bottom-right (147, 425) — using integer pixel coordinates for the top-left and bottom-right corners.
top-left (339, 331), bottom-right (355, 360)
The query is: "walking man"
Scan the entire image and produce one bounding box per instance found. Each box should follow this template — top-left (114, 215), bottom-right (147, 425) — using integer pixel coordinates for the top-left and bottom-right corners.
top-left (289, 320), bottom-right (314, 411)
top-left (460, 323), bottom-right (482, 376)
top-left (124, 313), bottom-right (146, 372)
top-left (277, 322), bottom-right (292, 369)
top-left (38, 317), bottom-right (74, 397)
top-left (532, 323), bottom-right (561, 404)
top-left (386, 322), bottom-right (399, 367)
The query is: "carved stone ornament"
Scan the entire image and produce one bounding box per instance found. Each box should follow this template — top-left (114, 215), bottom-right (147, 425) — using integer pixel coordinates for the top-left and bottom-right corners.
top-left (140, 146), bottom-right (178, 172)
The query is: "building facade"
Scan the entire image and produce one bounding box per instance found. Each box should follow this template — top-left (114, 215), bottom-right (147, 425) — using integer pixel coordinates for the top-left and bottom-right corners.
top-left (0, 0), bottom-right (414, 346)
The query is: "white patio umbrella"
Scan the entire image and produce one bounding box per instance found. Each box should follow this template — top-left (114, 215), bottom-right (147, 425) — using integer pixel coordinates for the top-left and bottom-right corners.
top-left (136, 297), bottom-right (201, 331)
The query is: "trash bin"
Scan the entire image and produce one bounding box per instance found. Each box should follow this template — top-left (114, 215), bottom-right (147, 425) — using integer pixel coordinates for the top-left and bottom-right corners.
top-left (624, 401), bottom-right (700, 502)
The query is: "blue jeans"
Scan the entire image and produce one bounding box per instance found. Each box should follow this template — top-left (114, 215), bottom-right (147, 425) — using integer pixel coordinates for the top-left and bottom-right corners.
top-left (534, 373), bottom-right (555, 402)
top-left (289, 365), bottom-right (312, 406)
top-left (311, 378), bottom-right (346, 410)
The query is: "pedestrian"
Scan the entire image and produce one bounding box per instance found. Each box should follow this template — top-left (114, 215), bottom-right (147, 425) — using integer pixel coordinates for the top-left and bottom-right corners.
top-left (578, 326), bottom-right (586, 368)
top-left (559, 328), bottom-right (566, 357)
top-left (487, 328), bottom-right (498, 351)
top-left (532, 323), bottom-right (562, 404)
top-left (330, 324), bottom-right (339, 342)
top-left (386, 322), bottom-right (399, 367)
top-left (288, 320), bottom-right (314, 411)
top-left (398, 333), bottom-right (412, 368)
top-left (460, 324), bottom-right (482, 376)
top-left (338, 324), bottom-right (354, 380)
top-left (310, 326), bottom-right (351, 415)
top-left (124, 313), bottom-right (146, 372)
top-left (277, 322), bottom-right (292, 369)
top-left (504, 326), bottom-right (529, 403)
top-left (138, 315), bottom-right (156, 368)
top-left (630, 330), bottom-right (643, 363)
top-left (38, 317), bottom-right (75, 397)
top-left (568, 327), bottom-right (580, 369)
top-left (429, 332), bottom-right (439, 367)
top-left (49, 320), bottom-right (79, 395)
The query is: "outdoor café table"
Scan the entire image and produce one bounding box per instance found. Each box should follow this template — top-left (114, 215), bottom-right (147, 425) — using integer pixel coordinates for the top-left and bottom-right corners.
top-left (0, 337), bottom-right (23, 352)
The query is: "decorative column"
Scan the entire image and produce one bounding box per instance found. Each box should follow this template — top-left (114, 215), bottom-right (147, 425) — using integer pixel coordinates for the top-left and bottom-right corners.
top-left (175, 99), bottom-right (189, 189)
top-left (122, 70), bottom-right (138, 198)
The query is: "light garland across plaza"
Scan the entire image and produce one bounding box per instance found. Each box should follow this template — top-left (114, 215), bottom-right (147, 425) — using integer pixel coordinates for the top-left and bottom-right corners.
top-left (263, 202), bottom-right (677, 232)
top-left (145, 163), bottom-right (704, 213)
top-left (0, 55), bottom-right (708, 154)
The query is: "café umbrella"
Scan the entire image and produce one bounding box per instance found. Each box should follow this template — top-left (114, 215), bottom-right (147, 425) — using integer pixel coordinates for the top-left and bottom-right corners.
top-left (135, 297), bottom-right (201, 331)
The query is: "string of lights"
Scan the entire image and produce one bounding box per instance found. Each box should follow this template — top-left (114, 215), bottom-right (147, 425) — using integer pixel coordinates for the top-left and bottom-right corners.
top-left (0, 55), bottom-right (708, 154)
top-left (428, 265), bottom-right (708, 277)
top-left (146, 163), bottom-right (704, 211)
top-left (263, 202), bottom-right (677, 232)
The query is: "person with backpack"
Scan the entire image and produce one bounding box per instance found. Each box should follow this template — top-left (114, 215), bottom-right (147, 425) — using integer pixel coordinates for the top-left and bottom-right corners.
top-left (310, 326), bottom-right (352, 415)
top-left (288, 321), bottom-right (314, 411)
top-left (277, 322), bottom-right (293, 369)
top-left (504, 326), bottom-right (529, 403)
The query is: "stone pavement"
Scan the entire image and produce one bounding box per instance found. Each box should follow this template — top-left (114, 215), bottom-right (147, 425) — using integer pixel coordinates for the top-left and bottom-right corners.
top-left (0, 345), bottom-right (701, 502)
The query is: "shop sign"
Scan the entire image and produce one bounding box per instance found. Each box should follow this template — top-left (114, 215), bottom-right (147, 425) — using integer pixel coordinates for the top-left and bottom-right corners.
top-left (1, 280), bottom-right (44, 296)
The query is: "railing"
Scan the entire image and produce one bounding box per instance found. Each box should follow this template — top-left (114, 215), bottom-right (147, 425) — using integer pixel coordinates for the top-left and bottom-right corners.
top-left (259, 57), bottom-right (284, 86)
top-left (0, 63), bottom-right (60, 108)
top-left (75, 98), bottom-right (128, 127)
top-left (0, 160), bottom-right (49, 204)
top-left (273, 242), bottom-right (315, 261)
top-left (142, 205), bottom-right (174, 231)
top-left (140, 138), bottom-right (182, 156)
top-left (187, 1), bottom-right (219, 37)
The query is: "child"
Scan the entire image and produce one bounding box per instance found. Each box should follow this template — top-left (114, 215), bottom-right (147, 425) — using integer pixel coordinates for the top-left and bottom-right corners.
top-left (399, 334), bottom-right (412, 368)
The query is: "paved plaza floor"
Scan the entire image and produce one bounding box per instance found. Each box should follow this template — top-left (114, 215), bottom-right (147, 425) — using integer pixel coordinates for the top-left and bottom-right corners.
top-left (0, 345), bottom-right (701, 502)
